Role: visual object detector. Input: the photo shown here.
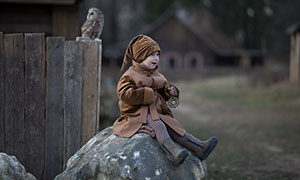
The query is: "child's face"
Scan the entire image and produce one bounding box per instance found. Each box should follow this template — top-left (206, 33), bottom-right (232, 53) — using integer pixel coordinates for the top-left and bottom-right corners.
top-left (141, 51), bottom-right (160, 69)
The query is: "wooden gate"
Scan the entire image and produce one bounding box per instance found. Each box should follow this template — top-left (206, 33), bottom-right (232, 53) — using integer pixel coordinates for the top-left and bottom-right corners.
top-left (0, 32), bottom-right (102, 180)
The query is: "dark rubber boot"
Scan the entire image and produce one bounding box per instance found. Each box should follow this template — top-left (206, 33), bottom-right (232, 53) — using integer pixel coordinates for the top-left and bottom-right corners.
top-left (182, 133), bottom-right (218, 161)
top-left (161, 138), bottom-right (189, 166)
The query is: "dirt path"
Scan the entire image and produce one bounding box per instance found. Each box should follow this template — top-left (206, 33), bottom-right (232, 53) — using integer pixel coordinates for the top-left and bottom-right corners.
top-left (172, 77), bottom-right (300, 180)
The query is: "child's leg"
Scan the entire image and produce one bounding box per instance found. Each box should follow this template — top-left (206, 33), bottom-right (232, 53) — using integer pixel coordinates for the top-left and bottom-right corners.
top-left (166, 126), bottom-right (218, 161)
top-left (146, 115), bottom-right (170, 144)
top-left (146, 114), bottom-right (188, 166)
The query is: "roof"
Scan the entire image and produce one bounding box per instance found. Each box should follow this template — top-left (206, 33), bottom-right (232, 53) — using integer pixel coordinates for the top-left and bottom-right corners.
top-left (142, 10), bottom-right (224, 54)
top-left (286, 22), bottom-right (300, 35)
top-left (0, 0), bottom-right (75, 5)
top-left (104, 9), bottom-right (263, 58)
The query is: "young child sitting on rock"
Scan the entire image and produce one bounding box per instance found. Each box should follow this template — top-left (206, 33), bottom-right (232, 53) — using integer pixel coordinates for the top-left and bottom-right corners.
top-left (113, 34), bottom-right (218, 166)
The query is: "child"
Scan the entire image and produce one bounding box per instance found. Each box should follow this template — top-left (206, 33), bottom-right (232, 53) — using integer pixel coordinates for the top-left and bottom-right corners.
top-left (113, 34), bottom-right (217, 166)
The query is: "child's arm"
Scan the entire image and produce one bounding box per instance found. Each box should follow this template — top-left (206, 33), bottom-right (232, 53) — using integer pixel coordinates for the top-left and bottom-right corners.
top-left (158, 87), bottom-right (171, 101)
top-left (117, 75), bottom-right (154, 106)
top-left (158, 84), bottom-right (180, 101)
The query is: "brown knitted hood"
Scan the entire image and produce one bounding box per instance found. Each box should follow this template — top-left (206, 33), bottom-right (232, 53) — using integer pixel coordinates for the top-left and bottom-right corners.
top-left (120, 34), bottom-right (161, 71)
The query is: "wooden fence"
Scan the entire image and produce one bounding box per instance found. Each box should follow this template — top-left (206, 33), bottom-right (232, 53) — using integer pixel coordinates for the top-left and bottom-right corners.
top-left (290, 31), bottom-right (300, 83)
top-left (0, 32), bottom-right (102, 180)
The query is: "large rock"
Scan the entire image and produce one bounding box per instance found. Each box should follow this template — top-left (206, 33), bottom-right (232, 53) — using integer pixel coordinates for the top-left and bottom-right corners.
top-left (0, 152), bottom-right (37, 180)
top-left (55, 126), bottom-right (208, 180)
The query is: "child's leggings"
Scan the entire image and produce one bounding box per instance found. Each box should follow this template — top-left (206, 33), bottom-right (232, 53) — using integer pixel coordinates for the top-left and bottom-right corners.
top-left (146, 114), bottom-right (188, 146)
top-left (146, 114), bottom-right (171, 145)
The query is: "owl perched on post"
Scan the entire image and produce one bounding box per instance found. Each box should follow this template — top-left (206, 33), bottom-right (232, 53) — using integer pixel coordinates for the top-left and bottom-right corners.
top-left (81, 7), bottom-right (104, 40)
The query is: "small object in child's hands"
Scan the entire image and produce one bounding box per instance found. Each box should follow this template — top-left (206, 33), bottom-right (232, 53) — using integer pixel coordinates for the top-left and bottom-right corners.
top-left (165, 82), bottom-right (180, 108)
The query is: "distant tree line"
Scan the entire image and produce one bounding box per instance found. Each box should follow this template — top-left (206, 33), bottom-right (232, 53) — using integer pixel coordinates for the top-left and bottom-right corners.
top-left (82, 0), bottom-right (300, 58)
top-left (142, 0), bottom-right (300, 57)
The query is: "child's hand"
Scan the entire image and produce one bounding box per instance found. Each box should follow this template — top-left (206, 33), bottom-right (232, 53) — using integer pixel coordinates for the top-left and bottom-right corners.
top-left (167, 87), bottom-right (176, 96)
top-left (137, 125), bottom-right (156, 137)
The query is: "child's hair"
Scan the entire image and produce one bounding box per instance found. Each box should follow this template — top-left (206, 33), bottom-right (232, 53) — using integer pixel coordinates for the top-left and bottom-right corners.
top-left (121, 34), bottom-right (160, 71)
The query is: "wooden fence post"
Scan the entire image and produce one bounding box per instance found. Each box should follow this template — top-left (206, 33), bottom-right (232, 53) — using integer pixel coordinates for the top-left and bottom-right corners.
top-left (63, 41), bottom-right (83, 168)
top-left (80, 40), bottom-right (102, 146)
top-left (96, 40), bottom-right (102, 135)
top-left (289, 34), bottom-right (295, 82)
top-left (3, 34), bottom-right (14, 156)
top-left (24, 33), bottom-right (46, 180)
top-left (12, 34), bottom-right (25, 165)
top-left (290, 32), bottom-right (300, 83)
top-left (3, 34), bottom-right (26, 166)
top-left (45, 37), bottom-right (65, 180)
top-left (0, 32), bottom-right (4, 152)
top-left (295, 32), bottom-right (300, 82)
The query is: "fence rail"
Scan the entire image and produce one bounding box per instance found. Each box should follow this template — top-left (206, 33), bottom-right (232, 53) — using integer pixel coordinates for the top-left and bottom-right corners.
top-left (0, 33), bottom-right (102, 180)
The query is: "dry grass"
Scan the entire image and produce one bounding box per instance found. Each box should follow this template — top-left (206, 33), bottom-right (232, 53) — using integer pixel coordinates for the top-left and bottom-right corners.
top-left (173, 76), bottom-right (300, 180)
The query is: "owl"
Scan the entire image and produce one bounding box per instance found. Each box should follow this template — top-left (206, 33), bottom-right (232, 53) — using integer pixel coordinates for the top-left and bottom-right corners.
top-left (81, 7), bottom-right (104, 40)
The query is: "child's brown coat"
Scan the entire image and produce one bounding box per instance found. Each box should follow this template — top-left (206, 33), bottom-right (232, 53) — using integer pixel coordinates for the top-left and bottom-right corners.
top-left (113, 61), bottom-right (187, 137)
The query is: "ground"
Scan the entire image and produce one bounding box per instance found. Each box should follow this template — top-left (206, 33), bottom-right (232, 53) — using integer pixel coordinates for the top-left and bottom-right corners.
top-left (172, 76), bottom-right (300, 180)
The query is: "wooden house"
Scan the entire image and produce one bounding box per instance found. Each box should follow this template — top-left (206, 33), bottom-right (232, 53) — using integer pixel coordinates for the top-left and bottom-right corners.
top-left (0, 0), bottom-right (80, 40)
top-left (103, 10), bottom-right (264, 79)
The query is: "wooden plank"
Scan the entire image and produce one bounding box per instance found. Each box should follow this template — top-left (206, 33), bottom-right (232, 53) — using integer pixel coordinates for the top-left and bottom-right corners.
top-left (80, 40), bottom-right (101, 146)
top-left (96, 41), bottom-right (102, 134)
top-left (290, 34), bottom-right (296, 82)
top-left (45, 37), bottom-right (64, 180)
top-left (12, 34), bottom-right (25, 165)
top-left (292, 33), bottom-right (300, 83)
top-left (296, 32), bottom-right (300, 82)
top-left (3, 34), bottom-right (14, 156)
top-left (24, 33), bottom-right (45, 180)
top-left (63, 41), bottom-right (82, 168)
top-left (0, 32), bottom-right (4, 152)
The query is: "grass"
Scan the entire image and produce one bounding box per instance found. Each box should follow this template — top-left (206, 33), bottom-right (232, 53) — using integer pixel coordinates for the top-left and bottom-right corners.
top-left (181, 76), bottom-right (300, 108)
top-left (172, 76), bottom-right (300, 180)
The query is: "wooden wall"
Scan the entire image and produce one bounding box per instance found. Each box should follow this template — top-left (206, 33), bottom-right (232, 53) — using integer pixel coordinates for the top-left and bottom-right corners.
top-left (0, 3), bottom-right (80, 40)
top-left (52, 5), bottom-right (81, 40)
top-left (150, 16), bottom-right (216, 65)
top-left (0, 33), bottom-right (102, 180)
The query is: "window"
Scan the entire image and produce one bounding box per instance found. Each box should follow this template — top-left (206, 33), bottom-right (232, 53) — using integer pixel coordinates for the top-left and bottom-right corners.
top-left (169, 58), bottom-right (175, 69)
top-left (191, 58), bottom-right (197, 68)
top-left (161, 52), bottom-right (183, 71)
top-left (184, 52), bottom-right (204, 71)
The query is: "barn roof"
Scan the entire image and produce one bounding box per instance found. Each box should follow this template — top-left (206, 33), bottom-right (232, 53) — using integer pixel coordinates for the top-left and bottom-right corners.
top-left (104, 9), bottom-right (263, 58)
top-left (140, 9), bottom-right (220, 54)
